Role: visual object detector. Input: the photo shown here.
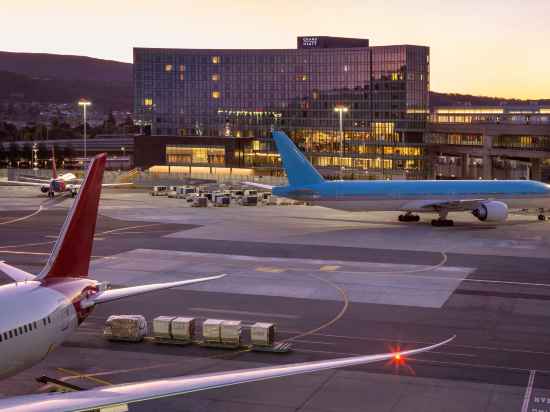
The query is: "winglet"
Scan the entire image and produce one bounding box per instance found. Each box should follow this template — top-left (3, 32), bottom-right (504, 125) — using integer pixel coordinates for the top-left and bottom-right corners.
top-left (272, 131), bottom-right (324, 186)
top-left (0, 261), bottom-right (36, 282)
top-left (38, 153), bottom-right (107, 280)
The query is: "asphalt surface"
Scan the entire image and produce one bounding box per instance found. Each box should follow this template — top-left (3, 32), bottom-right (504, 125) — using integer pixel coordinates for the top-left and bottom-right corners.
top-left (1, 188), bottom-right (550, 411)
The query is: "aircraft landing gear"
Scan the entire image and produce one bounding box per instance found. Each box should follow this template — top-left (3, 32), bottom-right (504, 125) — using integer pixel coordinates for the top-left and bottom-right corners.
top-left (398, 212), bottom-right (420, 222)
top-left (431, 210), bottom-right (454, 227)
top-left (538, 209), bottom-right (546, 221)
top-left (48, 191), bottom-right (54, 199)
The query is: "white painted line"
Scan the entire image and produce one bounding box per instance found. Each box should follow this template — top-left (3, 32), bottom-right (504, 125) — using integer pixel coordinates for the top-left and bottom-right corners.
top-left (0, 205), bottom-right (42, 226)
top-left (279, 330), bottom-right (550, 358)
top-left (521, 370), bottom-right (536, 412)
top-left (188, 307), bottom-right (300, 319)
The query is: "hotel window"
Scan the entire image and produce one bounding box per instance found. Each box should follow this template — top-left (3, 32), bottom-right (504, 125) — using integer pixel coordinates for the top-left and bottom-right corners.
top-left (164, 64), bottom-right (173, 72)
top-left (212, 56), bottom-right (221, 64)
top-left (144, 98), bottom-right (153, 106)
top-left (212, 73), bottom-right (220, 81)
top-left (212, 91), bottom-right (221, 99)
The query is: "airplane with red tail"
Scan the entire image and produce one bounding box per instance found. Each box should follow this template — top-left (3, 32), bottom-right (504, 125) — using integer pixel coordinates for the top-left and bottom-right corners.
top-left (0, 152), bottom-right (225, 379)
top-left (7, 148), bottom-right (131, 198)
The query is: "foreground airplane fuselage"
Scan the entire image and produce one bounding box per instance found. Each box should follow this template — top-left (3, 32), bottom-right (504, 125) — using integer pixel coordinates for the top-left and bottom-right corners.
top-left (0, 278), bottom-right (95, 379)
top-left (274, 179), bottom-right (550, 212)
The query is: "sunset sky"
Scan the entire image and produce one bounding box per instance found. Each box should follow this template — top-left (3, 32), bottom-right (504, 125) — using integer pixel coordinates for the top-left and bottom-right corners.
top-left (2, 0), bottom-right (549, 99)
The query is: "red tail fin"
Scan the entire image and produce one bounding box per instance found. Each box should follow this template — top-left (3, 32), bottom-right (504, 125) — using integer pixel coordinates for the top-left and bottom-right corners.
top-left (51, 147), bottom-right (58, 179)
top-left (39, 153), bottom-right (106, 279)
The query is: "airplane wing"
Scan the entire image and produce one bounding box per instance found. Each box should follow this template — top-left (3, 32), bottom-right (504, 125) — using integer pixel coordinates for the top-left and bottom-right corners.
top-left (100, 183), bottom-right (134, 187)
top-left (81, 274), bottom-right (226, 308)
top-left (0, 335), bottom-right (455, 412)
top-left (68, 183), bottom-right (134, 189)
top-left (4, 180), bottom-right (47, 187)
top-left (14, 176), bottom-right (51, 183)
top-left (243, 181), bottom-right (275, 190)
top-left (0, 261), bottom-right (36, 282)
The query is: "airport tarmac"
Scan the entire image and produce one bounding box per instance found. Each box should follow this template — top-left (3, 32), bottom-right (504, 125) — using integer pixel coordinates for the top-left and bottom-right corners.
top-left (1, 186), bottom-right (550, 411)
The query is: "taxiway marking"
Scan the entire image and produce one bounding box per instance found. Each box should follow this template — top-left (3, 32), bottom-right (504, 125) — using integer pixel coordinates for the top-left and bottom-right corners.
top-left (320, 265), bottom-right (341, 272)
top-left (57, 367), bottom-right (112, 386)
top-left (0, 205), bottom-right (43, 226)
top-left (279, 329), bottom-right (550, 358)
top-left (521, 370), bottom-right (536, 412)
top-left (255, 266), bottom-right (286, 273)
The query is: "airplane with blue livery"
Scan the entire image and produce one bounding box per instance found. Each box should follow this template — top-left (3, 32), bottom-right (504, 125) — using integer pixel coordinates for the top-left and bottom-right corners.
top-left (246, 131), bottom-right (550, 226)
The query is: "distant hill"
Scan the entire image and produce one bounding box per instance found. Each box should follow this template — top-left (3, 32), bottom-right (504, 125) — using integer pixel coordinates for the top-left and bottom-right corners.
top-left (429, 91), bottom-right (550, 107)
top-left (0, 70), bottom-right (132, 110)
top-left (0, 51), bottom-right (131, 83)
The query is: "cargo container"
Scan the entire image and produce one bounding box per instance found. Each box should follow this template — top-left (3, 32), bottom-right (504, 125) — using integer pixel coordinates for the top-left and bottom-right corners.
top-left (240, 195), bottom-right (258, 206)
top-left (103, 315), bottom-right (148, 342)
top-left (213, 192), bottom-right (230, 206)
top-left (202, 319), bottom-right (223, 343)
top-left (171, 317), bottom-right (196, 341)
top-left (191, 196), bottom-right (208, 207)
top-left (151, 186), bottom-right (168, 196)
top-left (250, 322), bottom-right (275, 346)
top-left (152, 316), bottom-right (176, 339)
top-left (221, 320), bottom-right (242, 345)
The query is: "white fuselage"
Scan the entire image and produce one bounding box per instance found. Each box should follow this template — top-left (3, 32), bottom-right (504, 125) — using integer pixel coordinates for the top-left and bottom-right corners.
top-left (0, 279), bottom-right (94, 379)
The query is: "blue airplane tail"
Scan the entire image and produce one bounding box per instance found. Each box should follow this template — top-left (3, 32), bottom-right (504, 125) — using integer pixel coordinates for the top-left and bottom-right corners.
top-left (272, 131), bottom-right (325, 186)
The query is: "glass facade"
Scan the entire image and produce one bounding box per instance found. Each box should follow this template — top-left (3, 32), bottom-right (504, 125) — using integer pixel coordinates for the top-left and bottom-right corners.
top-left (134, 37), bottom-right (430, 178)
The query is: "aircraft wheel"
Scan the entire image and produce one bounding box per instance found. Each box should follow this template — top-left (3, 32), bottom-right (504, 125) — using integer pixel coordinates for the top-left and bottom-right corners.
top-left (538, 214), bottom-right (546, 221)
top-left (432, 219), bottom-right (453, 227)
top-left (400, 214), bottom-right (420, 222)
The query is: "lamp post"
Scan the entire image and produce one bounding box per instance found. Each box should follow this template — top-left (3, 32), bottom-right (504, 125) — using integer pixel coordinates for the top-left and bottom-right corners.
top-left (333, 106), bottom-right (349, 180)
top-left (78, 99), bottom-right (92, 168)
top-left (32, 143), bottom-right (38, 170)
top-left (121, 146), bottom-right (126, 170)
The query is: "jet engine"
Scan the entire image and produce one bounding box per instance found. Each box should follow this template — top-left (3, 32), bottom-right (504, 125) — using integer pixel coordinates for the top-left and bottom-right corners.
top-left (40, 185), bottom-right (49, 193)
top-left (472, 201), bottom-right (508, 222)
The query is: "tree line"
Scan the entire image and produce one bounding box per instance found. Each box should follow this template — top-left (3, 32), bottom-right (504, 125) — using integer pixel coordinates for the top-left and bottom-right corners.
top-left (0, 113), bottom-right (138, 142)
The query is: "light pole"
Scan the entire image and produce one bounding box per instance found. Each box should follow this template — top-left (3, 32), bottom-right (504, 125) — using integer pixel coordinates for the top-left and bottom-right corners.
top-left (334, 106), bottom-right (348, 180)
top-left (121, 146), bottom-right (126, 170)
top-left (78, 99), bottom-right (92, 168)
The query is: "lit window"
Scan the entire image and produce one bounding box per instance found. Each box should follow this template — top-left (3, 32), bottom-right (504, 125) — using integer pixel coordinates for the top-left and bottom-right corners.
top-left (212, 56), bottom-right (220, 64)
top-left (179, 64), bottom-right (186, 72)
top-left (212, 91), bottom-right (221, 99)
top-left (296, 74), bottom-right (308, 81)
top-left (165, 64), bottom-right (173, 72)
top-left (344, 65), bottom-right (350, 72)
top-left (179, 73), bottom-right (185, 81)
top-left (391, 72), bottom-right (399, 81)
top-left (212, 73), bottom-right (220, 81)
top-left (144, 98), bottom-right (153, 106)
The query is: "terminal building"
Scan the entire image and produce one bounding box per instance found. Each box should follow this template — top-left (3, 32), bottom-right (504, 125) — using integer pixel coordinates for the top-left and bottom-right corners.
top-left (427, 106), bottom-right (550, 180)
top-left (133, 36), bottom-right (430, 179)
